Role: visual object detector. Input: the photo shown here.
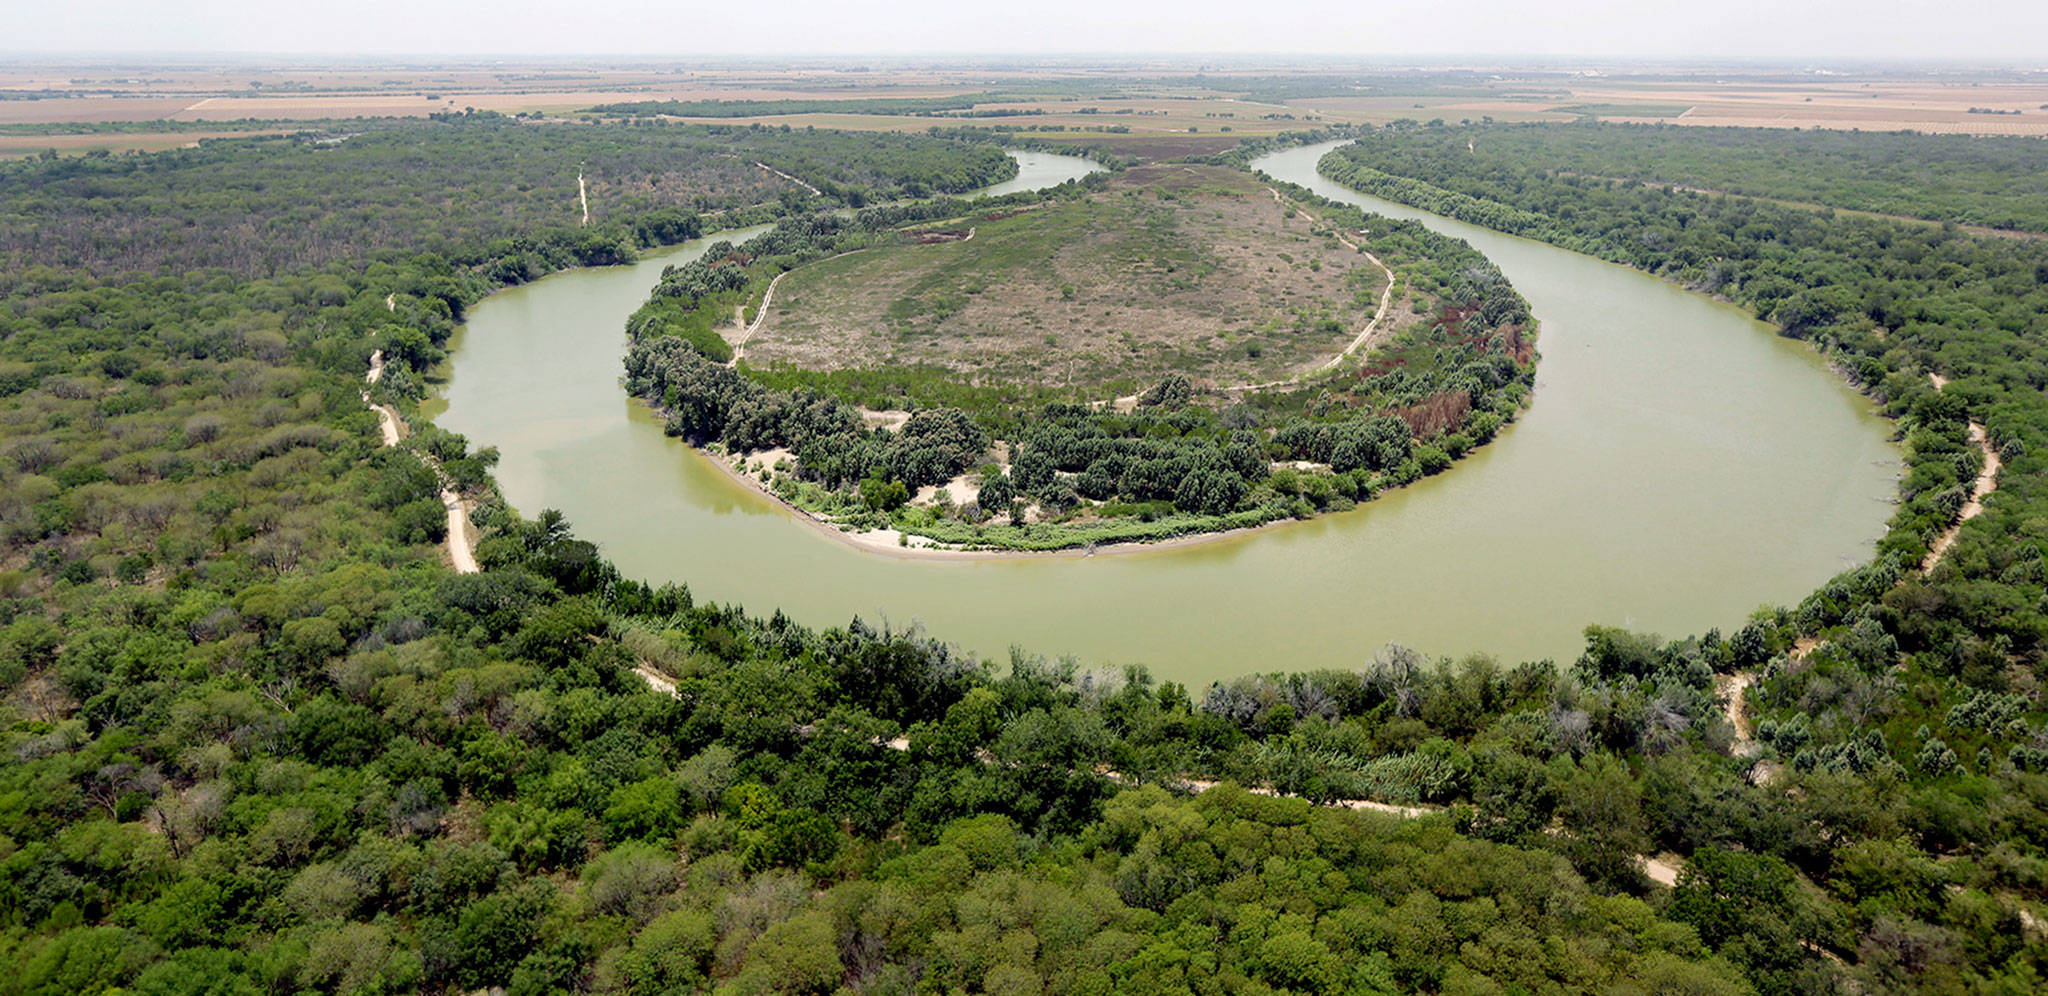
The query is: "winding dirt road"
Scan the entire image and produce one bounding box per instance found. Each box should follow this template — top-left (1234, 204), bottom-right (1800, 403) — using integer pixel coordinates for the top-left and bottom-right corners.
top-left (1921, 371), bottom-right (2001, 572)
top-left (1209, 188), bottom-right (1399, 395)
top-left (361, 350), bottom-right (401, 446)
top-left (441, 488), bottom-right (478, 574)
top-left (727, 267), bottom-right (795, 367)
top-left (363, 346), bottom-right (478, 574)
top-left (727, 246), bottom-right (878, 366)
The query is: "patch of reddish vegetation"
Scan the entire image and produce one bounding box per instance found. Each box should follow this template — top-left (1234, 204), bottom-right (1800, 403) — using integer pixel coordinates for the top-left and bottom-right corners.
top-left (1428, 304), bottom-right (1535, 367)
top-left (710, 252), bottom-right (753, 268)
top-left (1501, 325), bottom-right (1535, 365)
top-left (1392, 390), bottom-right (1473, 438)
top-left (1318, 300), bottom-right (1528, 425)
top-left (1435, 302), bottom-right (1478, 336)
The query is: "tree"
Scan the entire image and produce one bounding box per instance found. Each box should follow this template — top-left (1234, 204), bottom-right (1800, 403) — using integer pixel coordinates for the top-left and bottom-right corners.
top-left (976, 472), bottom-right (1015, 513)
top-left (859, 475), bottom-right (909, 512)
top-left (1549, 754), bottom-right (1651, 893)
top-left (450, 882), bottom-right (556, 989)
top-left (604, 777), bottom-right (687, 842)
top-left (1174, 467), bottom-right (1246, 516)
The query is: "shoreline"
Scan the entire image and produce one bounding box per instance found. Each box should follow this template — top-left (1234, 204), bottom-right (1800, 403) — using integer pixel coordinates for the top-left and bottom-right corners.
top-left (671, 184), bottom-right (1508, 562)
top-left (691, 436), bottom-right (1270, 562)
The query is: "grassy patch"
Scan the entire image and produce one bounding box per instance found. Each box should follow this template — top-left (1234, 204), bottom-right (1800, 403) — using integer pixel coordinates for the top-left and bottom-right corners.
top-left (745, 164), bottom-right (1379, 395)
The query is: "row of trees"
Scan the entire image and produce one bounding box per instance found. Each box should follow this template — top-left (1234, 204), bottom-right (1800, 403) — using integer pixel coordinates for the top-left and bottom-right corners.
top-left (1407, 119), bottom-right (2048, 233)
top-left (624, 339), bottom-right (990, 493)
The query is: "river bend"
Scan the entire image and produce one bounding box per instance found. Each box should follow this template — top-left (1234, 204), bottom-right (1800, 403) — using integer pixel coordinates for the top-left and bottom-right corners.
top-left (433, 146), bottom-right (1898, 685)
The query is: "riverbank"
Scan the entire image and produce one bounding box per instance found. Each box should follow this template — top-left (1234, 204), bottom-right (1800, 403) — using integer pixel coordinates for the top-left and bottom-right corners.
top-left (364, 347), bottom-right (480, 574)
top-left (626, 162), bottom-right (1536, 559)
top-left (433, 142), bottom-right (1895, 677)
top-left (692, 435), bottom-right (1273, 561)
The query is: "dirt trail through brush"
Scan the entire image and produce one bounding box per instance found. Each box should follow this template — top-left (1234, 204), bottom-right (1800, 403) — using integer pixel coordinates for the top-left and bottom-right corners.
top-left (1721, 671), bottom-right (1758, 755)
top-left (1921, 371), bottom-right (2001, 572)
top-left (727, 268), bottom-right (795, 367)
top-left (754, 161), bottom-right (820, 196)
top-left (728, 247), bottom-right (875, 366)
top-left (1209, 188), bottom-right (1398, 394)
top-left (362, 345), bottom-right (478, 573)
top-left (362, 350), bottom-right (401, 446)
top-left (1082, 190), bottom-right (1393, 407)
top-left (441, 489), bottom-right (478, 574)
top-left (619, 659), bottom-right (1692, 886)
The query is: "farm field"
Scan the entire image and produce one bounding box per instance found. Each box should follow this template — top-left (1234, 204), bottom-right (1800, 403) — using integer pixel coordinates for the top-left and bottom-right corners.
top-left (8, 60), bottom-right (2048, 160)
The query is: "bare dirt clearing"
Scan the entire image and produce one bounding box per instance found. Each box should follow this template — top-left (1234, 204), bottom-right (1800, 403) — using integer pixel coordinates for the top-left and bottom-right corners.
top-left (745, 164), bottom-right (1388, 394)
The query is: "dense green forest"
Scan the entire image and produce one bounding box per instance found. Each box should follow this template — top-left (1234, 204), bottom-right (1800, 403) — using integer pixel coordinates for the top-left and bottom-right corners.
top-left (1425, 122), bottom-right (2048, 233)
top-left (619, 179), bottom-right (1534, 551)
top-left (1, 107), bottom-right (2044, 994)
top-left (1314, 123), bottom-right (2048, 991)
top-left (0, 113), bottom-right (1015, 278)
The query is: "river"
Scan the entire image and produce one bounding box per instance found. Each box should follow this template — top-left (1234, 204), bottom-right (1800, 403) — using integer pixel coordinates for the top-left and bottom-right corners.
top-left (433, 145), bottom-right (1898, 686)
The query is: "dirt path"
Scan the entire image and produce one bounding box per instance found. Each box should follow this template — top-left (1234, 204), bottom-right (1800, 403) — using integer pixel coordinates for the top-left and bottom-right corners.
top-left (734, 232), bottom-right (968, 367)
top-left (633, 663), bottom-right (678, 698)
top-left (1206, 188), bottom-right (1398, 394)
top-left (727, 267), bottom-right (794, 366)
top-left (727, 248), bottom-right (871, 367)
top-left (1315, 245), bottom-right (1395, 370)
top-left (368, 404), bottom-right (401, 447)
top-left (577, 170), bottom-right (590, 226)
top-left (1721, 671), bottom-right (1759, 757)
top-left (1639, 854), bottom-right (1685, 887)
top-left (754, 161), bottom-right (820, 197)
top-left (363, 349), bottom-right (479, 574)
top-left (1921, 371), bottom-right (2001, 572)
top-left (441, 489), bottom-right (478, 574)
top-left (360, 349), bottom-right (402, 446)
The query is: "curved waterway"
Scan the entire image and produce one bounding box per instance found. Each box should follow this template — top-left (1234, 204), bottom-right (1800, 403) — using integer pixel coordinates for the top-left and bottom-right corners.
top-left (435, 145), bottom-right (1898, 686)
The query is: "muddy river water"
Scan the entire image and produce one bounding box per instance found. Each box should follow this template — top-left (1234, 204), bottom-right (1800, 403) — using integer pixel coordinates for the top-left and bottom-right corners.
top-left (433, 144), bottom-right (1898, 685)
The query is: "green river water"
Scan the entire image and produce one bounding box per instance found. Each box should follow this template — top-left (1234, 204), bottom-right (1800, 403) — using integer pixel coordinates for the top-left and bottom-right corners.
top-left (433, 144), bottom-right (1899, 685)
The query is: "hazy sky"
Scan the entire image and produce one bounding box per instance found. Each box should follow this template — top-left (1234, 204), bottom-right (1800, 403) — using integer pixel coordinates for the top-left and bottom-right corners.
top-left (10, 0), bottom-right (2047, 62)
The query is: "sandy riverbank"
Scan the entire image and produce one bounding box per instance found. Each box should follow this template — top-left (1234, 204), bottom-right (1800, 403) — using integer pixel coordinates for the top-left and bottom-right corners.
top-left (695, 441), bottom-right (1271, 562)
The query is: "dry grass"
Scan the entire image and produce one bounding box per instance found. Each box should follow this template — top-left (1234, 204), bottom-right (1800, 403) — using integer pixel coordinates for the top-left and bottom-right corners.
top-left (10, 63), bottom-right (2048, 145)
top-left (746, 164), bottom-right (1389, 394)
